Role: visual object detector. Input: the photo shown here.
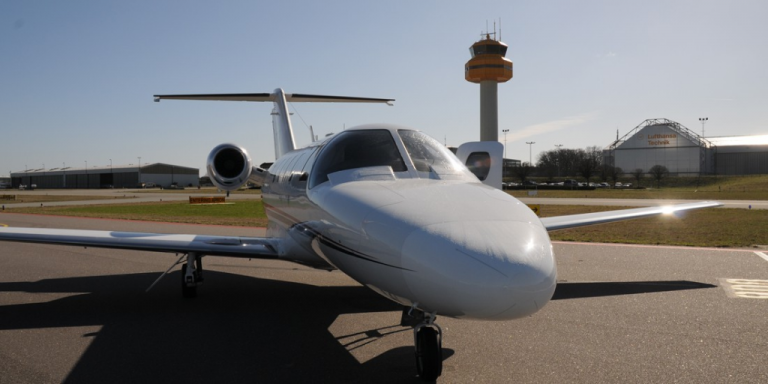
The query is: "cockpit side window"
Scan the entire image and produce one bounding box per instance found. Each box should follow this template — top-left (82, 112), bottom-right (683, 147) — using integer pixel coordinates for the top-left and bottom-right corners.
top-left (398, 130), bottom-right (476, 181)
top-left (309, 130), bottom-right (407, 188)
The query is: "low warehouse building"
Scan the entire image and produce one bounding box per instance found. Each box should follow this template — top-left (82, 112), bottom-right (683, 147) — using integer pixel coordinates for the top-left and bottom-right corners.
top-left (10, 163), bottom-right (199, 189)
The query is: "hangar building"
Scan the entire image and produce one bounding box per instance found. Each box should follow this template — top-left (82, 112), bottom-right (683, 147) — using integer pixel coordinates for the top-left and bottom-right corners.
top-left (605, 118), bottom-right (768, 176)
top-left (10, 163), bottom-right (199, 189)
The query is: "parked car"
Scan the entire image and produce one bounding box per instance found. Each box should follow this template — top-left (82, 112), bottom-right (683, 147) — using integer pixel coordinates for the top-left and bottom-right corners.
top-left (599, 182), bottom-right (610, 188)
top-left (563, 179), bottom-right (579, 188)
top-left (614, 182), bottom-right (623, 187)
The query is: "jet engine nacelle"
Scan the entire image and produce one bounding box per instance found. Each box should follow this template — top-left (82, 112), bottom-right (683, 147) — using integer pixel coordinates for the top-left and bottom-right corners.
top-left (206, 143), bottom-right (253, 191)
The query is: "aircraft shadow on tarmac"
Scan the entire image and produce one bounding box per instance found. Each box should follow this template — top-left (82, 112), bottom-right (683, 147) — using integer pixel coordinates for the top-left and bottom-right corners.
top-left (0, 271), bottom-right (451, 384)
top-left (0, 272), bottom-right (715, 383)
top-left (552, 281), bottom-right (717, 300)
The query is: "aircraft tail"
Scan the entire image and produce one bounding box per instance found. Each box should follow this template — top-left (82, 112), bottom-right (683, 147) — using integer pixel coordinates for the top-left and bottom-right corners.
top-left (154, 89), bottom-right (394, 159)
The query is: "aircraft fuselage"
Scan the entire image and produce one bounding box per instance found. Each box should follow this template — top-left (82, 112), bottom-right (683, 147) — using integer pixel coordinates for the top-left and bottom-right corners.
top-left (261, 125), bottom-right (558, 320)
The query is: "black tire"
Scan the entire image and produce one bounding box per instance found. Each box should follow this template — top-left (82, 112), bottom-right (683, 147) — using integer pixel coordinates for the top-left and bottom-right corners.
top-left (181, 264), bottom-right (197, 298)
top-left (415, 327), bottom-right (442, 382)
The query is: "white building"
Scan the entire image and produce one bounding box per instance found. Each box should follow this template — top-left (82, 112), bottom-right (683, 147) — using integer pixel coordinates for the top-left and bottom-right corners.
top-left (605, 118), bottom-right (768, 176)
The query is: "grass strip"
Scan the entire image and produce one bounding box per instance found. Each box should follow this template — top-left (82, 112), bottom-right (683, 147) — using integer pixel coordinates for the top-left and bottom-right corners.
top-left (4, 200), bottom-right (268, 227)
top-left (132, 188), bottom-right (262, 195)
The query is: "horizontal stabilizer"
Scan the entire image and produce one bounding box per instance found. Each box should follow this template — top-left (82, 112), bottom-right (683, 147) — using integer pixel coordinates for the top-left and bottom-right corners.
top-left (154, 92), bottom-right (394, 105)
top-left (289, 93), bottom-right (394, 104)
top-left (540, 201), bottom-right (723, 231)
top-left (153, 88), bottom-right (394, 159)
top-left (154, 93), bottom-right (272, 102)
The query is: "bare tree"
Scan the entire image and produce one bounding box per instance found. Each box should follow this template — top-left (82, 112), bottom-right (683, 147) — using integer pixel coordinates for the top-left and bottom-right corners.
top-left (559, 149), bottom-right (580, 177)
top-left (607, 166), bottom-right (623, 187)
top-left (630, 168), bottom-right (644, 187)
top-left (536, 147), bottom-right (581, 177)
top-left (577, 146), bottom-right (603, 184)
top-left (648, 165), bottom-right (669, 188)
top-left (536, 151), bottom-right (558, 181)
top-left (514, 162), bottom-right (535, 184)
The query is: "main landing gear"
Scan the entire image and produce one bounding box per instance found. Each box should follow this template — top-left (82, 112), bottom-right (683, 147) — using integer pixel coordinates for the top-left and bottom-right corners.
top-left (402, 306), bottom-right (443, 382)
top-left (145, 252), bottom-right (205, 296)
top-left (181, 252), bottom-right (204, 298)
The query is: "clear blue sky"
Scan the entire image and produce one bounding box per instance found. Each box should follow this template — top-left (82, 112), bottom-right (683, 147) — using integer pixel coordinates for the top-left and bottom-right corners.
top-left (2, 0), bottom-right (767, 176)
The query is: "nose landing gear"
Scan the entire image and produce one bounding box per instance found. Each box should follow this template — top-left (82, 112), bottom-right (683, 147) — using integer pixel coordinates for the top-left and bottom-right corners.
top-left (402, 307), bottom-right (443, 382)
top-left (181, 252), bottom-right (204, 298)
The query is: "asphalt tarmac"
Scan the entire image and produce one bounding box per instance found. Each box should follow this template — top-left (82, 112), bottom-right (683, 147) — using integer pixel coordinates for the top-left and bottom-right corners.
top-left (0, 213), bottom-right (766, 383)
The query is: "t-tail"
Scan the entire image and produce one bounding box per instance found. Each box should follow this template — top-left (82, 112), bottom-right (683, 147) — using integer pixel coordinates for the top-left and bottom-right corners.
top-left (153, 88), bottom-right (393, 191)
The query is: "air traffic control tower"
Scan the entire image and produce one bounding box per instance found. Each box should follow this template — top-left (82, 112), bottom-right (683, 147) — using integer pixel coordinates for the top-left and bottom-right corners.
top-left (465, 33), bottom-right (513, 142)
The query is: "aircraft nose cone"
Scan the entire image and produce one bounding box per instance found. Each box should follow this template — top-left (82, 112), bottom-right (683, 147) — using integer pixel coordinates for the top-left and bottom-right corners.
top-left (401, 220), bottom-right (557, 320)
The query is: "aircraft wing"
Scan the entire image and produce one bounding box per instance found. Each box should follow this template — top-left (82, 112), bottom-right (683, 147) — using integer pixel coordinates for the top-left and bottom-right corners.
top-left (0, 227), bottom-right (279, 259)
top-left (539, 201), bottom-right (723, 231)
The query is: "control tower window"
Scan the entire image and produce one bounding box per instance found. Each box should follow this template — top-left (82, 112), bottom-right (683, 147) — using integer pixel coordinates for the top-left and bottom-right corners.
top-left (471, 45), bottom-right (507, 57)
top-left (309, 130), bottom-right (407, 188)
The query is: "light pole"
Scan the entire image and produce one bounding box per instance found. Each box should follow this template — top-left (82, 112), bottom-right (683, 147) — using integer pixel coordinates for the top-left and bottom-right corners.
top-left (502, 129), bottom-right (509, 159)
top-left (63, 162), bottom-right (66, 188)
top-left (555, 144), bottom-right (563, 176)
top-left (526, 141), bottom-right (535, 166)
top-left (698, 117), bottom-right (708, 137)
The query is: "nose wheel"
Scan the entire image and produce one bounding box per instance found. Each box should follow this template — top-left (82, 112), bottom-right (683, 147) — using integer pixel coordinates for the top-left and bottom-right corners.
top-left (403, 307), bottom-right (443, 381)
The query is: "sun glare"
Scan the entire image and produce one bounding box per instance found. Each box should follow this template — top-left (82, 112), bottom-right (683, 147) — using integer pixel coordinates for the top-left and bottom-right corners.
top-left (661, 206), bottom-right (676, 215)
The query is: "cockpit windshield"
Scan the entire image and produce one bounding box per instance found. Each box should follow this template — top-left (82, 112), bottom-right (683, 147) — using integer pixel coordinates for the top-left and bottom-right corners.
top-left (309, 130), bottom-right (407, 188)
top-left (397, 130), bottom-right (477, 181)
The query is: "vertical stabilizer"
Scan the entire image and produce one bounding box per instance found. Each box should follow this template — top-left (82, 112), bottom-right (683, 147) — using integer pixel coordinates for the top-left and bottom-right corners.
top-left (271, 89), bottom-right (297, 159)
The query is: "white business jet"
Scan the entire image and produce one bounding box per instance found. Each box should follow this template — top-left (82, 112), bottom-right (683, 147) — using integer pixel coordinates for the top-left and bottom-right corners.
top-left (0, 89), bottom-right (721, 381)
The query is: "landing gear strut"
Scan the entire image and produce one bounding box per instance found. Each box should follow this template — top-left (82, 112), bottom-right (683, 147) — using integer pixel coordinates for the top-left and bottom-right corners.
top-left (181, 252), bottom-right (204, 298)
top-left (402, 307), bottom-right (443, 381)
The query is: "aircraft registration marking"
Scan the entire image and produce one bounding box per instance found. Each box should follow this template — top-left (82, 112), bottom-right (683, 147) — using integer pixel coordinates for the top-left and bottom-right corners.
top-left (720, 278), bottom-right (768, 299)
